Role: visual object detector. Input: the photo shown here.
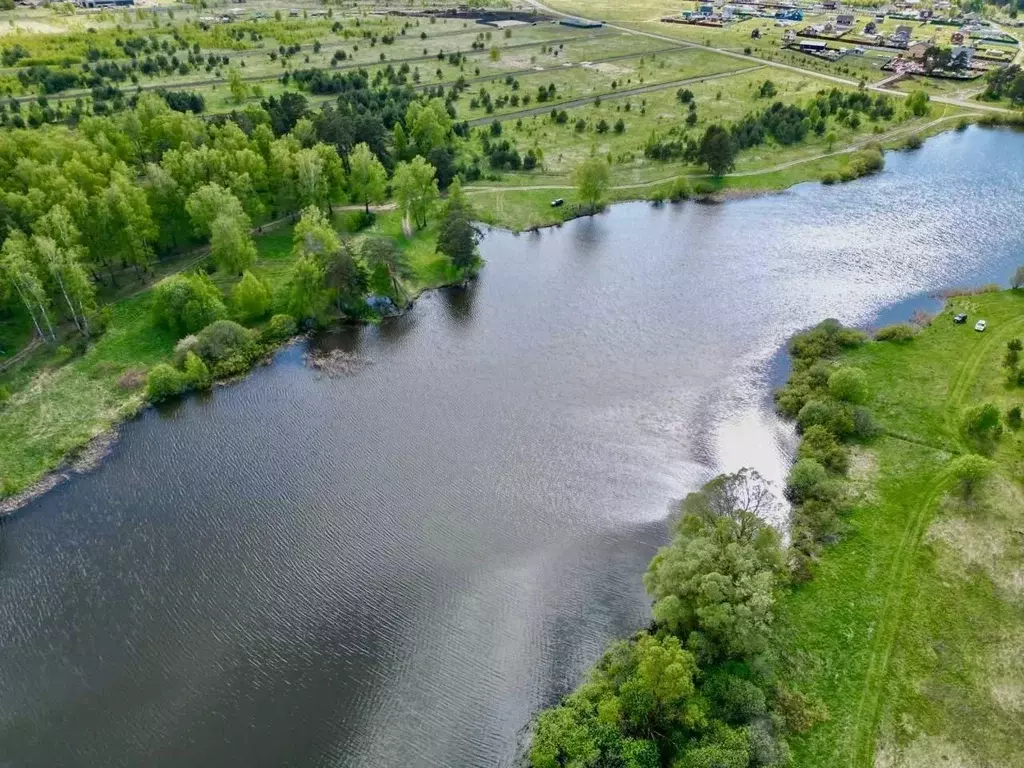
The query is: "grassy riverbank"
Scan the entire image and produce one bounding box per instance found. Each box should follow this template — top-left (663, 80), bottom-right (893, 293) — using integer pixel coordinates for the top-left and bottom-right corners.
top-left (0, 211), bottom-right (450, 504)
top-left (775, 290), bottom-right (1024, 767)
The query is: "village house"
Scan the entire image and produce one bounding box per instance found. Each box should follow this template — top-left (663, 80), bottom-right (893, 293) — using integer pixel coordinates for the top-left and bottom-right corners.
top-left (950, 30), bottom-right (965, 44)
top-left (907, 40), bottom-right (930, 58)
top-left (864, 20), bottom-right (877, 34)
top-left (836, 13), bottom-right (855, 28)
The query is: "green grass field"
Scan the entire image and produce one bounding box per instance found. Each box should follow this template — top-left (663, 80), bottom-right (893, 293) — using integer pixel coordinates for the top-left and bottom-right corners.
top-left (776, 290), bottom-right (1024, 767)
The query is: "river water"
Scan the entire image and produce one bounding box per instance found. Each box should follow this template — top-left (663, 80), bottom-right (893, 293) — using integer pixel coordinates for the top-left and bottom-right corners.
top-left (2, 127), bottom-right (1024, 768)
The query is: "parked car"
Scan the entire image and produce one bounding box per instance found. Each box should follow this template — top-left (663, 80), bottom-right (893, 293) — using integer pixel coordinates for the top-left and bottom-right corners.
top-left (551, 198), bottom-right (564, 207)
top-left (954, 313), bottom-right (968, 324)
top-left (975, 319), bottom-right (987, 332)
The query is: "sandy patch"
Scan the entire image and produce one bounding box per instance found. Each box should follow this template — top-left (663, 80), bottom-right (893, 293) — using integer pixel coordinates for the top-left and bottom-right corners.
top-left (986, 635), bottom-right (1024, 714)
top-left (875, 735), bottom-right (979, 768)
top-left (585, 61), bottom-right (633, 76)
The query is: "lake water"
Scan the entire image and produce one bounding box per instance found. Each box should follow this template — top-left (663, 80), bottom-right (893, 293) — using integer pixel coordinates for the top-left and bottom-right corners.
top-left (2, 127), bottom-right (1024, 768)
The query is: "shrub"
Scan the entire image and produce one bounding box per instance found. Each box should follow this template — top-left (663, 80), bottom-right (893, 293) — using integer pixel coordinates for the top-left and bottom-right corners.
top-left (789, 319), bottom-right (866, 368)
top-left (903, 134), bottom-right (923, 150)
top-left (949, 454), bottom-right (995, 499)
top-left (147, 363), bottom-right (187, 402)
top-left (183, 351), bottom-right (212, 390)
top-left (797, 399), bottom-right (855, 437)
top-left (0, 385), bottom-right (9, 406)
top-left (193, 319), bottom-right (258, 367)
top-left (693, 181), bottom-right (715, 195)
top-left (152, 272), bottom-right (228, 336)
top-left (669, 178), bottom-right (692, 202)
top-left (797, 425), bottom-right (849, 474)
top-left (1001, 404), bottom-right (1022, 430)
top-left (262, 313), bottom-right (298, 343)
top-left (962, 403), bottom-right (1002, 439)
top-left (828, 367), bottom-right (868, 404)
top-left (821, 173), bottom-right (837, 185)
top-left (785, 458), bottom-right (832, 504)
top-left (874, 323), bottom-right (916, 342)
top-left (851, 406), bottom-right (882, 439)
top-left (231, 270), bottom-right (272, 322)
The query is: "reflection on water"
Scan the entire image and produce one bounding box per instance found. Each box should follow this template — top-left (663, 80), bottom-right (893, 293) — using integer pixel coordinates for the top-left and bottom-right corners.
top-left (2, 128), bottom-right (1024, 767)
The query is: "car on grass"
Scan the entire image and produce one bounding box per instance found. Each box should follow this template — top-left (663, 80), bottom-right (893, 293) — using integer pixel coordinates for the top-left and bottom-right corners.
top-left (954, 313), bottom-right (968, 324)
top-left (975, 319), bottom-right (987, 332)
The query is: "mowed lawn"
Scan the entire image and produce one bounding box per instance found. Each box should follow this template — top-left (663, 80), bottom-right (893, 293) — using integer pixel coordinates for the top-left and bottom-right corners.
top-left (776, 290), bottom-right (1024, 768)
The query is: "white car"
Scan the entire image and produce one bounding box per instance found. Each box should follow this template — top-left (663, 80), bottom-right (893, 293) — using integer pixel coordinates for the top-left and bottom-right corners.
top-left (975, 320), bottom-right (987, 332)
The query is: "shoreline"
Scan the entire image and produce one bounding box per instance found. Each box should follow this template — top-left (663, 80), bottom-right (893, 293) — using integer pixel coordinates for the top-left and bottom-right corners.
top-left (0, 123), bottom-right (1015, 513)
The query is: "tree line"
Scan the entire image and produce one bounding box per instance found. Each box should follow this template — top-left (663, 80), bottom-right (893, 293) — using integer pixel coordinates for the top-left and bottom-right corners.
top-left (0, 86), bottom-right (476, 350)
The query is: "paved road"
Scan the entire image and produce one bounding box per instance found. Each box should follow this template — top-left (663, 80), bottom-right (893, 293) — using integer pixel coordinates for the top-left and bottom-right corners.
top-left (465, 64), bottom-right (764, 126)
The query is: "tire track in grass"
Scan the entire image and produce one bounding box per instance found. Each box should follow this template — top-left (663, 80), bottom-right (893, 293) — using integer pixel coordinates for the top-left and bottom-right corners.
top-left (849, 312), bottom-right (1024, 767)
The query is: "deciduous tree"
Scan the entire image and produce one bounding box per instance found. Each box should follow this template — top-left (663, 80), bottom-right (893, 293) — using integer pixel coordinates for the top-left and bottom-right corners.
top-left (393, 157), bottom-right (438, 229)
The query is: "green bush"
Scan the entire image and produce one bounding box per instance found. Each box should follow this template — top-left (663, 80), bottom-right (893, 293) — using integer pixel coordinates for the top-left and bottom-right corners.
top-left (962, 403), bottom-right (1002, 439)
top-left (261, 313), bottom-right (298, 343)
top-left (152, 272), bottom-right (228, 336)
top-left (194, 320), bottom-right (258, 366)
top-left (874, 323), bottom-right (916, 342)
top-left (147, 363), bottom-right (187, 402)
top-left (851, 406), bottom-right (882, 439)
top-left (231, 270), bottom-right (272, 323)
top-left (183, 351), bottom-right (212, 390)
top-left (903, 134), bottom-right (923, 150)
top-left (797, 399), bottom-right (855, 437)
top-left (785, 458), bottom-right (833, 504)
top-left (797, 425), bottom-right (849, 474)
top-left (821, 173), bottom-right (837, 185)
top-left (669, 178), bottom-right (692, 201)
top-left (693, 181), bottom-right (715, 195)
top-left (828, 366), bottom-right (868, 404)
top-left (788, 320), bottom-right (866, 369)
top-left (1007, 405), bottom-right (1022, 430)
top-left (0, 385), bottom-right (10, 406)
top-left (949, 454), bottom-right (995, 499)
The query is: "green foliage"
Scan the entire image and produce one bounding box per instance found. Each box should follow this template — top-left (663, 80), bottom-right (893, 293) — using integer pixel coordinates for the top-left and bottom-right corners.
top-left (210, 214), bottom-right (257, 274)
top-left (797, 398), bottom-right (855, 438)
top-left (785, 458), bottom-right (833, 504)
top-left (697, 124), bottom-right (737, 177)
top-left (906, 89), bottom-right (930, 117)
top-left (1012, 265), bottom-right (1024, 291)
top-left (151, 272), bottom-right (227, 337)
top-left (182, 350), bottom-right (211, 390)
top-left (393, 156), bottom-right (439, 229)
top-left (147, 363), bottom-right (187, 402)
top-left (827, 366), bottom-right (868, 404)
top-left (284, 255), bottom-right (327, 322)
top-left (788, 320), bottom-right (867, 369)
top-left (435, 179), bottom-right (481, 275)
top-left (231, 271), bottom-right (272, 322)
top-left (348, 141), bottom-right (388, 212)
top-left (572, 154), bottom-right (611, 213)
top-left (874, 323), bottom-right (916, 342)
top-left (261, 313), bottom-right (298, 343)
top-left (949, 454), bottom-right (995, 499)
top-left (797, 425), bottom-right (849, 474)
top-left (645, 469), bottom-right (787, 661)
top-left (193, 319), bottom-right (258, 368)
top-left (961, 402), bottom-right (1002, 440)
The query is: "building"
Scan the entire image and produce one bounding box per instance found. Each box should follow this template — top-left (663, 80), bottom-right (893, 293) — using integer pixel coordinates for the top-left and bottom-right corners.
top-left (864, 20), bottom-right (877, 33)
top-left (836, 13), bottom-right (854, 27)
top-left (775, 8), bottom-right (803, 20)
top-left (950, 30), bottom-right (965, 44)
top-left (798, 39), bottom-right (829, 52)
top-left (559, 16), bottom-right (603, 27)
top-left (951, 44), bottom-right (974, 65)
top-left (78, 0), bottom-right (133, 7)
top-left (784, 28), bottom-right (796, 42)
top-left (892, 24), bottom-right (912, 43)
top-left (907, 40), bottom-right (929, 58)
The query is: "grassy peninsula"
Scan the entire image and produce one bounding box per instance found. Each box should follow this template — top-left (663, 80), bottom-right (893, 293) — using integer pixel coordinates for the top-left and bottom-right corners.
top-left (778, 289), bottom-right (1024, 767)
